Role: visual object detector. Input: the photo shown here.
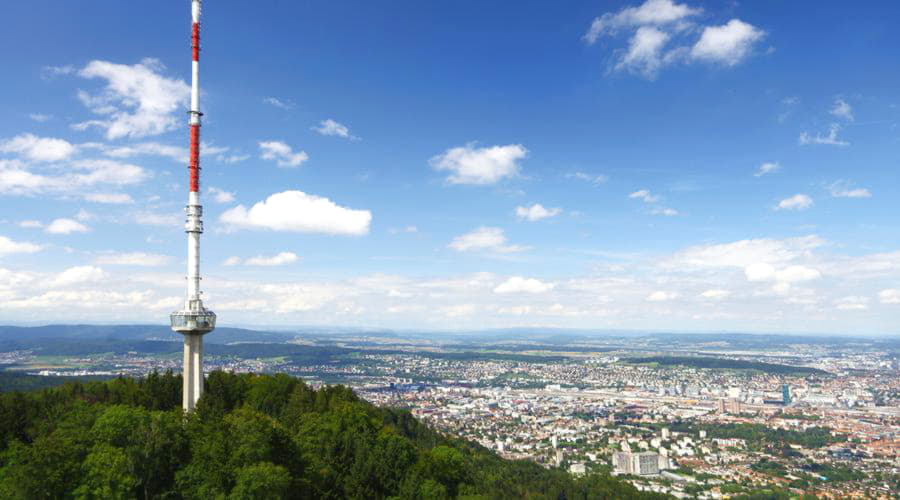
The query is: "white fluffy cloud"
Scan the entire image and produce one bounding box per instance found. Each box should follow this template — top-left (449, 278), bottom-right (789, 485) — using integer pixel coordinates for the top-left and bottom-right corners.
top-left (700, 289), bottom-right (731, 299)
top-left (313, 119), bottom-right (357, 140)
top-left (45, 218), bottom-right (89, 235)
top-left (583, 0), bottom-right (701, 43)
top-left (0, 236), bottom-right (43, 256)
top-left (754, 162), bottom-right (780, 177)
top-left (94, 252), bottom-right (171, 267)
top-left (669, 235), bottom-right (824, 269)
top-left (430, 143), bottom-right (528, 185)
top-left (448, 227), bottom-right (526, 253)
top-left (53, 266), bottom-right (106, 286)
top-left (0, 134), bottom-right (76, 162)
top-left (494, 276), bottom-right (555, 294)
top-left (799, 124), bottom-right (848, 146)
top-left (584, 0), bottom-right (764, 78)
top-left (616, 26), bottom-right (672, 78)
top-left (74, 58), bottom-right (190, 139)
top-left (830, 98), bottom-right (854, 121)
top-left (244, 252), bottom-right (300, 267)
top-left (774, 265), bottom-right (822, 283)
top-left (629, 189), bottom-right (660, 203)
top-left (516, 203), bottom-right (562, 221)
top-left (647, 290), bottom-right (678, 302)
top-left (0, 158), bottom-right (148, 196)
top-left (220, 190), bottom-right (371, 236)
top-left (207, 186), bottom-right (235, 203)
top-left (776, 194), bottom-right (813, 211)
top-left (690, 19), bottom-right (765, 66)
top-left (259, 141), bottom-right (309, 168)
top-left (879, 289), bottom-right (900, 305)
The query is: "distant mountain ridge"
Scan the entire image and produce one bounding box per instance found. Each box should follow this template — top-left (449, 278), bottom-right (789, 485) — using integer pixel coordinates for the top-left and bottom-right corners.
top-left (0, 324), bottom-right (294, 345)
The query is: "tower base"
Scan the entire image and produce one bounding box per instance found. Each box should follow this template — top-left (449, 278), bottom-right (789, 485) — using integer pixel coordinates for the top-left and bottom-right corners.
top-left (181, 332), bottom-right (205, 412)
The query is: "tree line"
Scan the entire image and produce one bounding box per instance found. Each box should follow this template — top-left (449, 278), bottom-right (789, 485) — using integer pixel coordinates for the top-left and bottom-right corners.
top-left (0, 370), bottom-right (668, 499)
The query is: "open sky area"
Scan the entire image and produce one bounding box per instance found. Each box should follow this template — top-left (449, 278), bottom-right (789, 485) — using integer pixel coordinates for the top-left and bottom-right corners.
top-left (0, 0), bottom-right (898, 334)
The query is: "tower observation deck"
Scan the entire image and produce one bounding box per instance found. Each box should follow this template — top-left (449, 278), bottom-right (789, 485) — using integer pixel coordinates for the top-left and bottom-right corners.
top-left (170, 0), bottom-right (215, 412)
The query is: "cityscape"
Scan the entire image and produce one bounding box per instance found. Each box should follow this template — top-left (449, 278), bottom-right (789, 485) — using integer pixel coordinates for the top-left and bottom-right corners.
top-left (1, 326), bottom-right (897, 498)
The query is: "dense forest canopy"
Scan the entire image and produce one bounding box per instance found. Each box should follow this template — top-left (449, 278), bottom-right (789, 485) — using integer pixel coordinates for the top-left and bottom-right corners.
top-left (0, 371), bottom-right (667, 499)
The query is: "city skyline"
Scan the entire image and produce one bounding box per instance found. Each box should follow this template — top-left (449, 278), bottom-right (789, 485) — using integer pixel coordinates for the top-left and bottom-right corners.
top-left (0, 0), bottom-right (898, 333)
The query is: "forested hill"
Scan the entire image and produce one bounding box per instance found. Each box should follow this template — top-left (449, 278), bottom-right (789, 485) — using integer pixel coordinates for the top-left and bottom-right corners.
top-left (0, 372), bottom-right (666, 499)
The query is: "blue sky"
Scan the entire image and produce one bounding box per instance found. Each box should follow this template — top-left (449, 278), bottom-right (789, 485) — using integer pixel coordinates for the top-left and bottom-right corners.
top-left (0, 0), bottom-right (898, 333)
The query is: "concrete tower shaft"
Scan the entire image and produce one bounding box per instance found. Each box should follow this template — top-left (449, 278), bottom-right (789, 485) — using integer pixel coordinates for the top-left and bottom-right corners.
top-left (171, 0), bottom-right (215, 412)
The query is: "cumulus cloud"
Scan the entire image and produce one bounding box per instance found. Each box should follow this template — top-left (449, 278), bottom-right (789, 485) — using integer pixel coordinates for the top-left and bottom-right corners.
top-left (94, 252), bottom-right (171, 267)
top-left (744, 262), bottom-right (776, 282)
top-left (313, 119), bottom-right (357, 140)
top-left (45, 218), bottom-right (89, 235)
top-left (616, 26), bottom-right (672, 78)
top-left (0, 134), bottom-right (77, 162)
top-left (207, 186), bottom-right (235, 203)
top-left (700, 289), bottom-right (731, 299)
top-left (18, 220), bottom-right (43, 229)
top-left (430, 143), bottom-right (528, 185)
top-left (244, 252), bottom-right (300, 267)
top-left (53, 266), bottom-right (105, 287)
top-left (0, 157), bottom-right (148, 197)
top-left (647, 290), bottom-right (678, 302)
top-left (667, 235), bottom-right (824, 270)
top-left (448, 227), bottom-right (526, 253)
top-left (776, 194), bottom-right (813, 211)
top-left (0, 236), bottom-right (43, 256)
top-left (583, 0), bottom-right (701, 43)
top-left (879, 289), bottom-right (900, 305)
top-left (799, 124), bottom-right (848, 146)
top-left (629, 189), bottom-right (660, 203)
top-left (73, 58), bottom-right (190, 139)
top-left (754, 162), bottom-right (780, 177)
top-left (259, 141), bottom-right (309, 168)
top-left (494, 276), bottom-right (555, 294)
top-left (516, 203), bottom-right (562, 221)
top-left (830, 98), bottom-right (854, 121)
top-left (774, 265), bottom-right (822, 283)
top-left (690, 19), bottom-right (765, 66)
top-left (220, 190), bottom-right (371, 235)
top-left (584, 0), bottom-right (764, 78)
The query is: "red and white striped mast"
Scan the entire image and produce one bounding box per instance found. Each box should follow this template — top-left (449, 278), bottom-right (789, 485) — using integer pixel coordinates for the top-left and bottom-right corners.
top-left (171, 0), bottom-right (216, 412)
